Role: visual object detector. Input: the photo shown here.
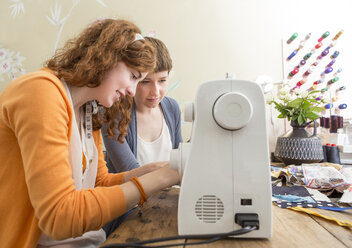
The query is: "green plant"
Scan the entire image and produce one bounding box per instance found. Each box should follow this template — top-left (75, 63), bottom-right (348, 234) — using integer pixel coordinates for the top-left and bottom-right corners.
top-left (267, 85), bottom-right (326, 125)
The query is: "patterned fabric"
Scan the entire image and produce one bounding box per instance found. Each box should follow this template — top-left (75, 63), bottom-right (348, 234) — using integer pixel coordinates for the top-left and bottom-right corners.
top-left (274, 199), bottom-right (339, 209)
top-left (272, 185), bottom-right (340, 209)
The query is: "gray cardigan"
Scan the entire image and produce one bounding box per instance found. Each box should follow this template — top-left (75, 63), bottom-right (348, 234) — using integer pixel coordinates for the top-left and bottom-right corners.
top-left (102, 97), bottom-right (183, 173)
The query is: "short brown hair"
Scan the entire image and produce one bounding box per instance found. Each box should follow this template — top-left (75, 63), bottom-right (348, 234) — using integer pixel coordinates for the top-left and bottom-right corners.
top-left (144, 37), bottom-right (172, 73)
top-left (46, 19), bottom-right (156, 142)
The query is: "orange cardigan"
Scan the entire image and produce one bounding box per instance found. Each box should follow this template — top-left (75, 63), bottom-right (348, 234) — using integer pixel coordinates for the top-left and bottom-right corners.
top-left (0, 69), bottom-right (127, 247)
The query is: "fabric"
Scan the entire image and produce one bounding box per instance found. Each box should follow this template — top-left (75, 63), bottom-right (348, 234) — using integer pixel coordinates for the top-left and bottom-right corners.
top-left (272, 185), bottom-right (311, 197)
top-left (302, 164), bottom-right (347, 189)
top-left (288, 207), bottom-right (352, 228)
top-left (136, 115), bottom-right (172, 166)
top-left (273, 194), bottom-right (316, 204)
top-left (0, 68), bottom-right (128, 248)
top-left (272, 185), bottom-right (340, 209)
top-left (102, 96), bottom-right (182, 173)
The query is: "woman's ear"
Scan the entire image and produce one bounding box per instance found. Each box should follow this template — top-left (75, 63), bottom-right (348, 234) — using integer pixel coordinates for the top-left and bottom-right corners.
top-left (87, 82), bottom-right (101, 88)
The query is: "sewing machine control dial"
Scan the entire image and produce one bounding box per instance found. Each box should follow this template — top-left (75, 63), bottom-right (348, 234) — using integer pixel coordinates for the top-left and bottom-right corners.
top-left (212, 92), bottom-right (253, 130)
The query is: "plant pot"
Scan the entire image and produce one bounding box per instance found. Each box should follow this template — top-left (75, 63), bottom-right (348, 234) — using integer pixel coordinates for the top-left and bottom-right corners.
top-left (274, 121), bottom-right (324, 165)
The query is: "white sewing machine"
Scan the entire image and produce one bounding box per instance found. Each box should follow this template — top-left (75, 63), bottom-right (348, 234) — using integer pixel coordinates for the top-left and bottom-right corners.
top-left (170, 79), bottom-right (272, 238)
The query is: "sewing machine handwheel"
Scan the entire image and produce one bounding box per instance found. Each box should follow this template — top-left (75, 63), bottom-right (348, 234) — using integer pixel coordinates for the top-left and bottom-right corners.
top-left (212, 92), bottom-right (253, 130)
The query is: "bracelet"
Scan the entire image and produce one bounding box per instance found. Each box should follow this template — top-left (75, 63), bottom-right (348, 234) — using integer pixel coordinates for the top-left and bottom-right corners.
top-left (130, 177), bottom-right (147, 207)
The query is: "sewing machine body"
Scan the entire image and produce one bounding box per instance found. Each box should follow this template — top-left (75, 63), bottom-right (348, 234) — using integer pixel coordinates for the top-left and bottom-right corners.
top-left (171, 79), bottom-right (272, 238)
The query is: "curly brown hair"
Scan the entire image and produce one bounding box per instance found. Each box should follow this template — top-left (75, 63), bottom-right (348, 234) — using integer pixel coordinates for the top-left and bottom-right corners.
top-left (45, 19), bottom-right (156, 142)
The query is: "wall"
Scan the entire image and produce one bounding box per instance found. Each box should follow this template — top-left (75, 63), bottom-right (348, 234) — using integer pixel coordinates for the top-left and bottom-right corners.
top-left (1, 0), bottom-right (351, 151)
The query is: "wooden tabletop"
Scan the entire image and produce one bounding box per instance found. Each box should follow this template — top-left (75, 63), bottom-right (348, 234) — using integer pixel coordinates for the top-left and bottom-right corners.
top-left (102, 187), bottom-right (352, 248)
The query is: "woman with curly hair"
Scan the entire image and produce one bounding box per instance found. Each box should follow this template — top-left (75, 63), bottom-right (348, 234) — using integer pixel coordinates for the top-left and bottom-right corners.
top-left (0, 19), bottom-right (179, 248)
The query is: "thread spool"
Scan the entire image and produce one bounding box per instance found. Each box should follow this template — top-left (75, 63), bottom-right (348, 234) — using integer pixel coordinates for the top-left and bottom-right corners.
top-left (287, 32), bottom-right (298, 44)
top-left (338, 116), bottom-right (343, 129)
top-left (324, 117), bottom-right (330, 129)
top-left (320, 117), bottom-right (325, 128)
top-left (330, 115), bottom-right (338, 133)
top-left (325, 144), bottom-right (341, 164)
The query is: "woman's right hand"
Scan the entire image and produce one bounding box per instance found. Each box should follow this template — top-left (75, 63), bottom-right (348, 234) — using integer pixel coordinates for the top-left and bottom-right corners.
top-left (121, 164), bottom-right (180, 210)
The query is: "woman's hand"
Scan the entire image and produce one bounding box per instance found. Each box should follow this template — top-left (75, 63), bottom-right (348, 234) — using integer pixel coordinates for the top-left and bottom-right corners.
top-left (124, 161), bottom-right (168, 182)
top-left (121, 164), bottom-right (180, 210)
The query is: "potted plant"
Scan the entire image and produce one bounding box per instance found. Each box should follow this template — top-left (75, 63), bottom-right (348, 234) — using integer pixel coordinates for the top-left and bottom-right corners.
top-left (267, 85), bottom-right (326, 165)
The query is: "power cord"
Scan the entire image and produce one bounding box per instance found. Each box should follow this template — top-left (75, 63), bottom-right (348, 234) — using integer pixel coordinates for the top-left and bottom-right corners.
top-left (102, 226), bottom-right (257, 248)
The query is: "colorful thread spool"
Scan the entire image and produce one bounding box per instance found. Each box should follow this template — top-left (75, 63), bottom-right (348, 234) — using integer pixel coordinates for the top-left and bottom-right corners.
top-left (327, 77), bottom-right (339, 85)
top-left (309, 85), bottom-right (318, 91)
top-left (322, 31), bottom-right (330, 39)
top-left (329, 41), bottom-right (337, 48)
top-left (336, 86), bottom-right (346, 92)
top-left (321, 48), bottom-right (330, 57)
top-left (316, 96), bottom-right (323, 101)
top-left (324, 67), bottom-right (333, 74)
top-left (289, 67), bottom-right (299, 77)
top-left (334, 104), bottom-right (347, 116)
top-left (339, 103), bottom-right (347, 109)
top-left (304, 65), bottom-right (316, 76)
top-left (333, 30), bottom-right (344, 41)
top-left (315, 42), bottom-right (322, 49)
top-left (327, 59), bottom-right (336, 67)
top-left (304, 52), bottom-right (313, 60)
top-left (334, 68), bottom-right (342, 76)
top-left (318, 31), bottom-right (330, 42)
top-left (324, 103), bottom-right (333, 109)
top-left (295, 80), bottom-right (305, 87)
top-left (332, 68), bottom-right (342, 78)
top-left (287, 32), bottom-right (298, 44)
top-left (287, 50), bottom-right (298, 60)
top-left (299, 33), bottom-right (311, 48)
top-left (314, 80), bottom-right (323, 85)
top-left (331, 51), bottom-right (340, 59)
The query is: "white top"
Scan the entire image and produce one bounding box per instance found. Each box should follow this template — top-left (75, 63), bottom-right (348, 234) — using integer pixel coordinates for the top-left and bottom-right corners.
top-left (137, 116), bottom-right (172, 166)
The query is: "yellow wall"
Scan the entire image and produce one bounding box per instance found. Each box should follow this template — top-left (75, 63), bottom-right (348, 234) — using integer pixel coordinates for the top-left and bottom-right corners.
top-left (1, 0), bottom-right (351, 151)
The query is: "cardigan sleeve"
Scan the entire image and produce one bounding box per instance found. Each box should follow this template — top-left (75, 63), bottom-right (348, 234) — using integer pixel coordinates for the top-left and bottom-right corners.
top-left (172, 99), bottom-right (183, 148)
top-left (93, 130), bottom-right (127, 186)
top-left (102, 122), bottom-right (140, 173)
top-left (162, 97), bottom-right (183, 148)
top-left (3, 77), bottom-right (127, 240)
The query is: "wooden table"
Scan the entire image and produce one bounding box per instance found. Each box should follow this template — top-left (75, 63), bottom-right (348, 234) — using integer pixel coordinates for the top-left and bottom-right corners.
top-left (102, 187), bottom-right (352, 248)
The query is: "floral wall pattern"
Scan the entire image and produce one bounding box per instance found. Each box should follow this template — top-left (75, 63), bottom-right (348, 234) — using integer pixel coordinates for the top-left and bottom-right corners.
top-left (2, 0), bottom-right (185, 132)
top-left (0, 44), bottom-right (26, 82)
top-left (3, 0), bottom-right (182, 95)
